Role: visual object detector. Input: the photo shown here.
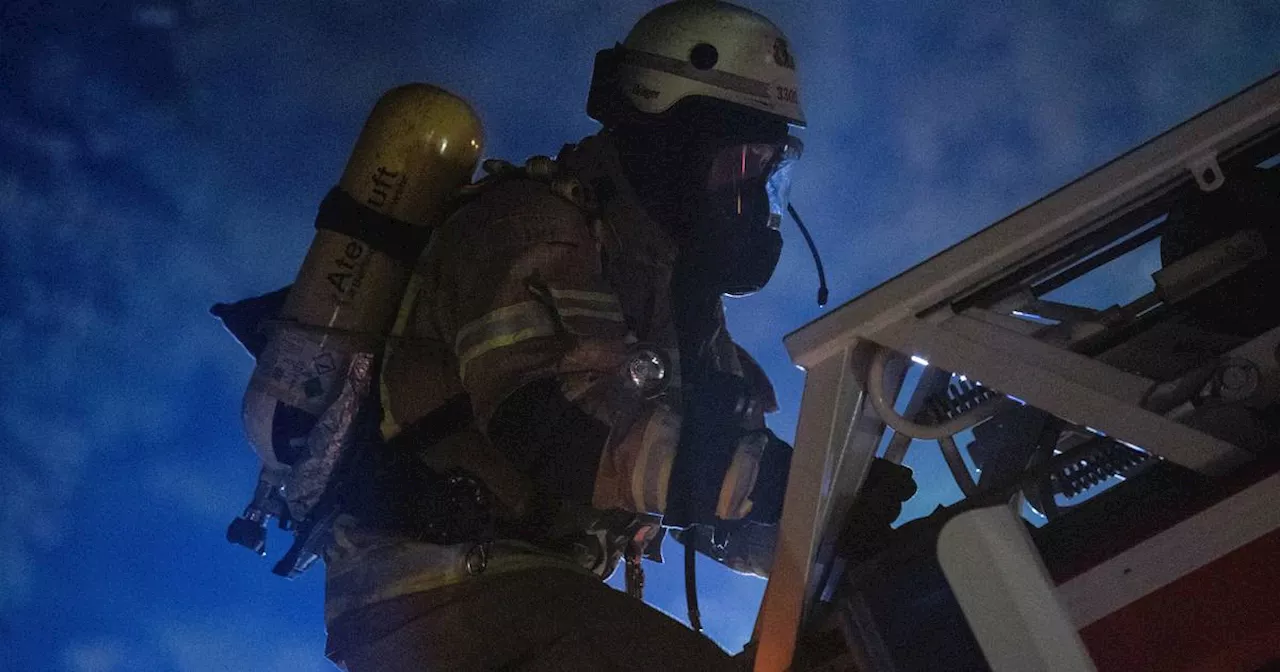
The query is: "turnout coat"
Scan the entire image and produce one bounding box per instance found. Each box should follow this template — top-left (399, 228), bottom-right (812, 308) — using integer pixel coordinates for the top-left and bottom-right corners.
top-left (323, 133), bottom-right (779, 638)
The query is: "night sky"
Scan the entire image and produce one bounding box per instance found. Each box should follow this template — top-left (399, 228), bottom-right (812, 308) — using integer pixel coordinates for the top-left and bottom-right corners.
top-left (2, 1), bottom-right (1278, 670)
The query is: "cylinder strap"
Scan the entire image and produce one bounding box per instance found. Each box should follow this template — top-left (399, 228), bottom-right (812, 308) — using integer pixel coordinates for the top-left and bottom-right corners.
top-left (314, 187), bottom-right (431, 266)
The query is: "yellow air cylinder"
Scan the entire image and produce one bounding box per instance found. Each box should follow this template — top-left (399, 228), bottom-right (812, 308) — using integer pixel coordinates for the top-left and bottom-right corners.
top-left (243, 84), bottom-right (483, 470)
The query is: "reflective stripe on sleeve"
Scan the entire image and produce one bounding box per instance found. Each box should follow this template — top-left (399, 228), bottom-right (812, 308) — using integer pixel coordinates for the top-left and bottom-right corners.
top-left (545, 288), bottom-right (627, 335)
top-left (716, 432), bottom-right (767, 520)
top-left (546, 288), bottom-right (624, 306)
top-left (556, 307), bottom-right (626, 321)
top-left (456, 301), bottom-right (558, 379)
top-left (631, 407), bottom-right (680, 513)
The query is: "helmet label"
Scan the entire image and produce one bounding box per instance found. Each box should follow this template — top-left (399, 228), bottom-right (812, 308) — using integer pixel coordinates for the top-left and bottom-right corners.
top-left (772, 39), bottom-right (796, 70)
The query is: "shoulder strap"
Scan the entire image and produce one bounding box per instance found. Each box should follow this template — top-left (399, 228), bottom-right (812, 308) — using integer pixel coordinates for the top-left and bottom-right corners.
top-left (454, 154), bottom-right (592, 215)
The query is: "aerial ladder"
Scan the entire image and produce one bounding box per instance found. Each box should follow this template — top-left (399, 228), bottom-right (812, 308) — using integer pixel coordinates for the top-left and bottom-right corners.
top-left (753, 70), bottom-right (1280, 672)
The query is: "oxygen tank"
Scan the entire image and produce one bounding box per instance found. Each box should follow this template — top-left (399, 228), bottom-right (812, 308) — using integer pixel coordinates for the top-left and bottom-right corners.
top-left (243, 84), bottom-right (483, 471)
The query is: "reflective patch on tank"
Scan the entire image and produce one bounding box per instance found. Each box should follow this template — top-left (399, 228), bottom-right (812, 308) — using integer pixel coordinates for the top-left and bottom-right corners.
top-left (249, 326), bottom-right (351, 415)
top-left (242, 387), bottom-right (283, 468)
top-left (284, 352), bottom-right (375, 522)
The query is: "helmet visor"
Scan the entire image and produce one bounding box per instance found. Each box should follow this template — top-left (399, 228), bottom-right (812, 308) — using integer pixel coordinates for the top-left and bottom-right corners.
top-left (704, 136), bottom-right (803, 230)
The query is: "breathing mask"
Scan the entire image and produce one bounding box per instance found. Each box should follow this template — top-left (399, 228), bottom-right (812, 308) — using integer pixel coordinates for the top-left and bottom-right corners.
top-left (684, 135), bottom-right (803, 296)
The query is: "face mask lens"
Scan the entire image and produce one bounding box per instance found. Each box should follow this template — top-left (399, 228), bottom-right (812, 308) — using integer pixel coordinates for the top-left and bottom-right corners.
top-left (765, 161), bottom-right (794, 230)
top-left (703, 137), bottom-right (801, 230)
top-left (765, 137), bottom-right (802, 229)
top-left (706, 143), bottom-right (778, 191)
top-left (687, 137), bottom-right (801, 297)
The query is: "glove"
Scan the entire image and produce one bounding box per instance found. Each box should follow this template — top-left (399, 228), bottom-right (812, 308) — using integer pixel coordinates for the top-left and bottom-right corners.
top-left (663, 374), bottom-right (793, 527)
top-left (663, 369), bottom-right (751, 527)
top-left (742, 429), bottom-right (792, 525)
top-left (836, 458), bottom-right (917, 563)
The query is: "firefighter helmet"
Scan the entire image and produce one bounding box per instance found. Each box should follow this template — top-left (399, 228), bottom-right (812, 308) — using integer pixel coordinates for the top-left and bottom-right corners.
top-left (588, 1), bottom-right (805, 128)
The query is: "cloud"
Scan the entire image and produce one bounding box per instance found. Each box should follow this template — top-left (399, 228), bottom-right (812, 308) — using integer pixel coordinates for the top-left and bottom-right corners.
top-left (780, 0), bottom-right (1278, 317)
top-left (0, 402), bottom-right (92, 611)
top-left (145, 460), bottom-right (242, 523)
top-left (62, 638), bottom-right (131, 672)
top-left (0, 27), bottom-right (252, 618)
top-left (56, 616), bottom-right (330, 672)
top-left (153, 617), bottom-right (331, 672)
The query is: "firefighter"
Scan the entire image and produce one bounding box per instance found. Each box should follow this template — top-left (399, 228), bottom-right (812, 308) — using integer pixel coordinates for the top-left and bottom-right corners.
top-left (325, 3), bottom-right (808, 669)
